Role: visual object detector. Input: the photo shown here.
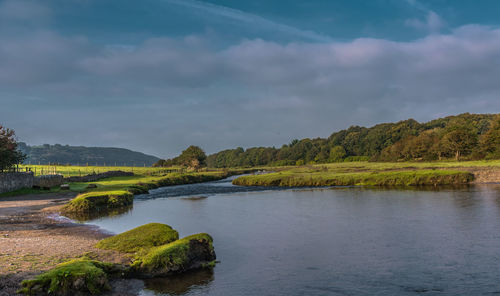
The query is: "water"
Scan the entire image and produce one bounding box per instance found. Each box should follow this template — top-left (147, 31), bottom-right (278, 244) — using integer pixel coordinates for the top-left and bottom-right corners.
top-left (84, 178), bottom-right (500, 296)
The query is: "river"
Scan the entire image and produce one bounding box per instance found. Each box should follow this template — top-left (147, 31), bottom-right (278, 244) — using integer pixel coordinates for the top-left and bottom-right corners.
top-left (84, 177), bottom-right (500, 296)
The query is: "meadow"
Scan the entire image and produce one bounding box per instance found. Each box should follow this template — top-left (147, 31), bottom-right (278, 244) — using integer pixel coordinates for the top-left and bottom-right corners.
top-left (233, 160), bottom-right (500, 187)
top-left (18, 164), bottom-right (182, 177)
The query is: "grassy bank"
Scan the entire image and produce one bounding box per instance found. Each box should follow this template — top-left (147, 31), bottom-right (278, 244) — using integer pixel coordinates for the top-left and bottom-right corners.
top-left (232, 160), bottom-right (500, 187)
top-left (62, 170), bottom-right (252, 214)
top-left (233, 170), bottom-right (474, 186)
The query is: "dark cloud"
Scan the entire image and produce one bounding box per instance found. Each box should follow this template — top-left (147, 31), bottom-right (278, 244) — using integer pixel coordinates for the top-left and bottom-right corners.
top-left (0, 2), bottom-right (499, 158)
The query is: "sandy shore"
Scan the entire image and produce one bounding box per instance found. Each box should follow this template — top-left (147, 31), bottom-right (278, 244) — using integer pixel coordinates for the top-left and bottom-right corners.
top-left (0, 192), bottom-right (137, 295)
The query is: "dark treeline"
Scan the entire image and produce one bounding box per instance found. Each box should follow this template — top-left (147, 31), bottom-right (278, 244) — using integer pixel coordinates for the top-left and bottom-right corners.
top-left (205, 113), bottom-right (500, 168)
top-left (18, 143), bottom-right (160, 166)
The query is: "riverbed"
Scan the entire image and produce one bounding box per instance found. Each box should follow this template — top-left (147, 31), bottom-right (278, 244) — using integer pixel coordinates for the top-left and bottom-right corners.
top-left (85, 177), bottom-right (500, 296)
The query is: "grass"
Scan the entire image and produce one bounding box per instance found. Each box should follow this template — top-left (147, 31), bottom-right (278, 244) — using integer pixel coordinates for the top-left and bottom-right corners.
top-left (232, 160), bottom-right (500, 187)
top-left (233, 169), bottom-right (474, 187)
top-left (96, 223), bottom-right (179, 254)
top-left (18, 259), bottom-right (117, 295)
top-left (18, 164), bottom-right (183, 177)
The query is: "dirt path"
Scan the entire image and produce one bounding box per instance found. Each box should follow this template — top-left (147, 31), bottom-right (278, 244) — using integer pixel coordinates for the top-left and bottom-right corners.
top-left (0, 193), bottom-right (131, 295)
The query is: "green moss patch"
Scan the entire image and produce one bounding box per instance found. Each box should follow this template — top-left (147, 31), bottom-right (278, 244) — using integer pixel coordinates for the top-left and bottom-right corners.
top-left (63, 190), bottom-right (133, 213)
top-left (132, 233), bottom-right (216, 277)
top-left (18, 259), bottom-right (116, 295)
top-left (96, 223), bottom-right (179, 254)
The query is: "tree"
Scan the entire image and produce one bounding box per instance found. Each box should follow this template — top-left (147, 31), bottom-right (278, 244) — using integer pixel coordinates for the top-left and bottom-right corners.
top-left (177, 146), bottom-right (207, 168)
top-left (329, 146), bottom-right (346, 162)
top-left (0, 125), bottom-right (26, 172)
top-left (480, 115), bottom-right (500, 159)
top-left (439, 121), bottom-right (478, 160)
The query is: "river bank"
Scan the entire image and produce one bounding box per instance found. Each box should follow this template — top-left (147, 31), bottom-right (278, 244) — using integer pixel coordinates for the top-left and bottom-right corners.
top-left (0, 171), bottom-right (238, 295)
top-left (0, 192), bottom-right (140, 295)
top-left (232, 161), bottom-right (500, 187)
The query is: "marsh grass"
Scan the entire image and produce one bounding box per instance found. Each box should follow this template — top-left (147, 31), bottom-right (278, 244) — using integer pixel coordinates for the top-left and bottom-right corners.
top-left (231, 160), bottom-right (500, 187)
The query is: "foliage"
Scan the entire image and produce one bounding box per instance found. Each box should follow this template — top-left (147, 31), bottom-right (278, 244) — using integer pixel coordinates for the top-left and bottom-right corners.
top-left (329, 146), bottom-right (346, 162)
top-left (154, 146), bottom-right (207, 169)
top-left (205, 113), bottom-right (499, 167)
top-left (0, 125), bottom-right (26, 171)
top-left (480, 114), bottom-right (500, 159)
top-left (96, 223), bottom-right (179, 253)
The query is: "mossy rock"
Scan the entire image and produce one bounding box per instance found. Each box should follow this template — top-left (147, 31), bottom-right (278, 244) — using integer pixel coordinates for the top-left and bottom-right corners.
top-left (18, 259), bottom-right (117, 296)
top-left (131, 233), bottom-right (216, 278)
top-left (96, 223), bottom-right (179, 254)
top-left (63, 191), bottom-right (133, 213)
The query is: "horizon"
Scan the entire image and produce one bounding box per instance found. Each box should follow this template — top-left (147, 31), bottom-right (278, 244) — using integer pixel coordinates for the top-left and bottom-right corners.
top-left (18, 111), bottom-right (497, 159)
top-left (1, 0), bottom-right (500, 158)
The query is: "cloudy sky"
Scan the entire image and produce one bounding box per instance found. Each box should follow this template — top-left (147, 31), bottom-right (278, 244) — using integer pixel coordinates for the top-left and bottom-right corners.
top-left (1, 0), bottom-right (499, 158)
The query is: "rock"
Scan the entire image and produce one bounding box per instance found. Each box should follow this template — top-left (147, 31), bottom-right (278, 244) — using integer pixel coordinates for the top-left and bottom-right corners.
top-left (62, 191), bottom-right (133, 213)
top-left (96, 223), bottom-right (179, 253)
top-left (18, 259), bottom-right (114, 296)
top-left (131, 233), bottom-right (216, 278)
top-left (60, 184), bottom-right (70, 190)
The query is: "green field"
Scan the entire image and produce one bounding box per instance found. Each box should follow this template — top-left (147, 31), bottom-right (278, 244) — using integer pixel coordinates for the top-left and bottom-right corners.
top-left (233, 160), bottom-right (500, 187)
top-left (17, 164), bottom-right (182, 177)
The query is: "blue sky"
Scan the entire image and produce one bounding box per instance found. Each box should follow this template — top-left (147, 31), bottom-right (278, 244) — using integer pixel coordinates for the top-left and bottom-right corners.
top-left (1, 0), bottom-right (500, 157)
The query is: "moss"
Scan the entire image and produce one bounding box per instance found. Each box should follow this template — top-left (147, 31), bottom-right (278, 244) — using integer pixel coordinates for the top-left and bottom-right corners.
top-left (132, 233), bottom-right (215, 277)
top-left (63, 191), bottom-right (133, 213)
top-left (96, 223), bottom-right (179, 254)
top-left (18, 259), bottom-right (116, 296)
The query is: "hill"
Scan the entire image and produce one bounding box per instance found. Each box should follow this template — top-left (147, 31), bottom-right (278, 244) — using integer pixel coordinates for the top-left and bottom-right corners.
top-left (204, 113), bottom-right (500, 168)
top-left (18, 143), bottom-right (160, 166)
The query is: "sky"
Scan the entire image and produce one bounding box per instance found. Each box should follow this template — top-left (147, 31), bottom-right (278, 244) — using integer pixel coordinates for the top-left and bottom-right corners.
top-left (1, 0), bottom-right (500, 158)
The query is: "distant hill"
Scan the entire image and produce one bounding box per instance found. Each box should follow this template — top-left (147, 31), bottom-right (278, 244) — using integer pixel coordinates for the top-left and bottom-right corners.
top-left (18, 143), bottom-right (160, 166)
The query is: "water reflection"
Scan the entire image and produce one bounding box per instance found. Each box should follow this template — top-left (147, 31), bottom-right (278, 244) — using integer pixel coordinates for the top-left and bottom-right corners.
top-left (143, 269), bottom-right (214, 295)
top-left (64, 205), bottom-right (133, 222)
top-left (85, 179), bottom-right (500, 296)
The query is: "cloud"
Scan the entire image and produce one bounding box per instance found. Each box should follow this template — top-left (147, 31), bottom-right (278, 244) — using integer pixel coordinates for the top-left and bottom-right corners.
top-left (0, 0), bottom-right (50, 21)
top-left (405, 11), bottom-right (446, 33)
top-left (0, 2), bottom-right (499, 156)
top-left (162, 0), bottom-right (331, 42)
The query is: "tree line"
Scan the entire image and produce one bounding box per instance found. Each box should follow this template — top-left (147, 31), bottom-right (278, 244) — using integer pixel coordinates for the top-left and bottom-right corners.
top-left (199, 113), bottom-right (499, 168)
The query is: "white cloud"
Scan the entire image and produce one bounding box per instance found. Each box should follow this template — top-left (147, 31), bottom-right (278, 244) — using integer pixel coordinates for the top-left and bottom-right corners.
top-left (405, 11), bottom-right (446, 33)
